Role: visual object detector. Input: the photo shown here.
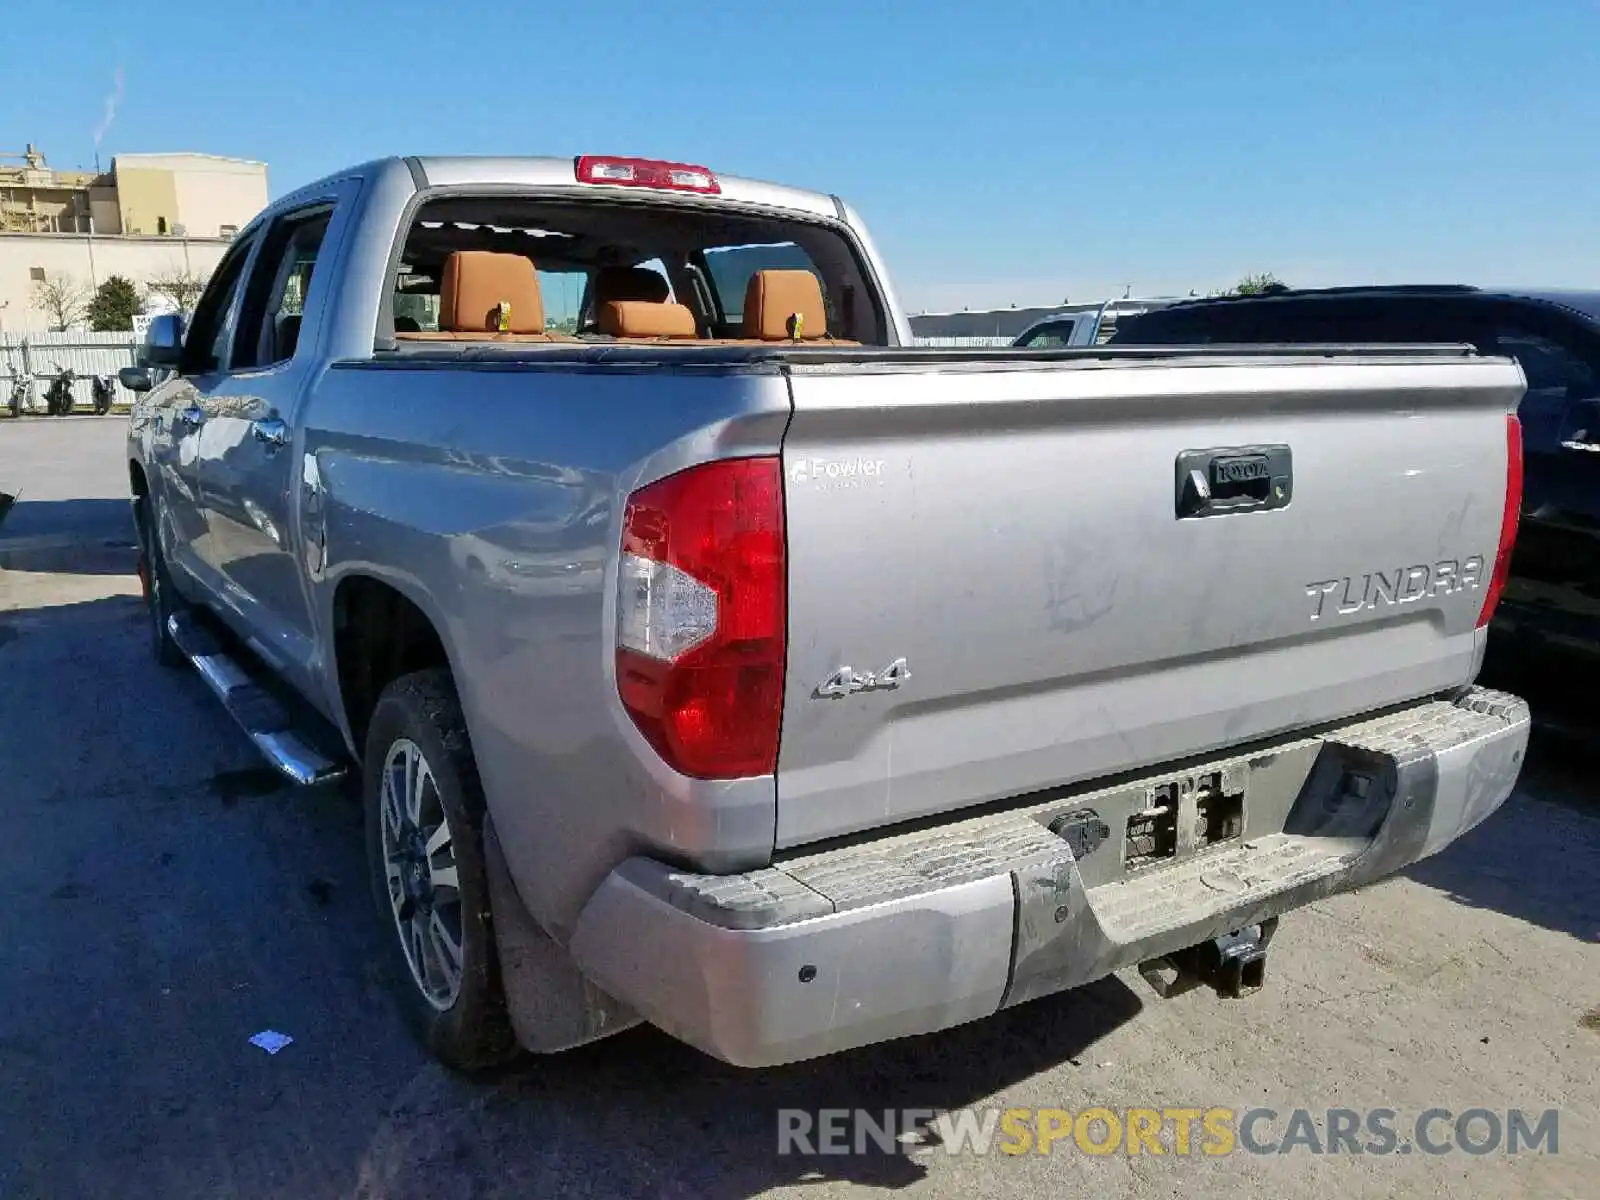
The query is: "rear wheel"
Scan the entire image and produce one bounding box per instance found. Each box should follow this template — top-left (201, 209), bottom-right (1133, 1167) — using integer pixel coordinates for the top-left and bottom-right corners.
top-left (364, 669), bottom-right (518, 1071)
top-left (137, 496), bottom-right (184, 669)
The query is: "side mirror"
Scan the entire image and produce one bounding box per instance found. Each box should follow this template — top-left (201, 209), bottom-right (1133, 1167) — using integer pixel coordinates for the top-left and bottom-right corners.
top-left (119, 365), bottom-right (154, 393)
top-left (138, 313), bottom-right (186, 369)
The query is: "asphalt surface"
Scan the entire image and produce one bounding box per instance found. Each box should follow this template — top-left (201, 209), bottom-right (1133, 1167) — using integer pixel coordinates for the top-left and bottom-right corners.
top-left (1, 417), bottom-right (1597, 1199)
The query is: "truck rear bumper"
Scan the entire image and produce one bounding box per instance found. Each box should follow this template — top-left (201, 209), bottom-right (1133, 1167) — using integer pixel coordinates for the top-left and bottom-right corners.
top-left (567, 688), bottom-right (1527, 1067)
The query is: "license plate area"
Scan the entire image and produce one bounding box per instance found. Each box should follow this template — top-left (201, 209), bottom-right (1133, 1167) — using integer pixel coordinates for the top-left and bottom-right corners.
top-left (1123, 769), bottom-right (1246, 871)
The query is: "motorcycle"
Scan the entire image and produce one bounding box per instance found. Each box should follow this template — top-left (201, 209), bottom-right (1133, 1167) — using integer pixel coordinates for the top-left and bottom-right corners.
top-left (7, 373), bottom-right (37, 418)
top-left (44, 364), bottom-right (76, 417)
top-left (91, 374), bottom-right (115, 416)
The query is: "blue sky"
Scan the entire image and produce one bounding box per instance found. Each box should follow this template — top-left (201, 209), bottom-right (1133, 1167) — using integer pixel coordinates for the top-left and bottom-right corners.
top-left (5, 0), bottom-right (1597, 311)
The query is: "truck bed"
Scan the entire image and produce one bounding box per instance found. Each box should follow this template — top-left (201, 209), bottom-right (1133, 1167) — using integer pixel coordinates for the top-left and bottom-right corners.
top-left (338, 341), bottom-right (1520, 850)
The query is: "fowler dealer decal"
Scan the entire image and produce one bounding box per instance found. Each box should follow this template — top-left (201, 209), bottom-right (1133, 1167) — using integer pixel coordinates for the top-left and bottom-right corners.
top-left (788, 456), bottom-right (887, 489)
top-left (1306, 557), bottom-right (1485, 620)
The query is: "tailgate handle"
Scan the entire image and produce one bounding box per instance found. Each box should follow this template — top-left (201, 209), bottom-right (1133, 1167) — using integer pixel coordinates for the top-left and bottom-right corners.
top-left (1176, 445), bottom-right (1292, 519)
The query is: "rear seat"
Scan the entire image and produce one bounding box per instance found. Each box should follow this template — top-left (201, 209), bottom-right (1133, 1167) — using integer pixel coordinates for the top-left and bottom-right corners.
top-left (395, 250), bottom-right (570, 342)
top-left (598, 269), bottom-right (858, 345)
top-left (394, 257), bottom-right (858, 348)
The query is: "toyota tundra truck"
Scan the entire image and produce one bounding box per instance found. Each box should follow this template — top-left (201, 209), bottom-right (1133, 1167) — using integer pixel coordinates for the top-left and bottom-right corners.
top-left (120, 154), bottom-right (1530, 1070)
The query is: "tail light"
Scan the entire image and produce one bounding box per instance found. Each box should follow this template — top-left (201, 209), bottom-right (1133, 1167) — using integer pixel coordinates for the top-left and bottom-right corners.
top-left (1478, 414), bottom-right (1523, 627)
top-left (576, 156), bottom-right (721, 195)
top-left (615, 458), bottom-right (785, 778)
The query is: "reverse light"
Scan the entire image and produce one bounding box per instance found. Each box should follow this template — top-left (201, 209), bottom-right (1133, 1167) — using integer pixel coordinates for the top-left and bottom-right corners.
top-left (615, 458), bottom-right (786, 779)
top-left (575, 155), bottom-right (721, 195)
top-left (1477, 413), bottom-right (1523, 628)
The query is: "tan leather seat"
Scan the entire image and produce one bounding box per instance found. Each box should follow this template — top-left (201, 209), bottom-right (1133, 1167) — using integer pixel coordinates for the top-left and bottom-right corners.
top-left (593, 265), bottom-right (671, 306)
top-left (742, 269), bottom-right (852, 342)
top-left (441, 250), bottom-right (546, 333)
top-left (599, 300), bottom-right (698, 340)
top-left (396, 250), bottom-right (565, 342)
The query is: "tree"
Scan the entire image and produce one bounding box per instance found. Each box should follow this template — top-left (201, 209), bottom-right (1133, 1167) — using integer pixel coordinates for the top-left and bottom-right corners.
top-left (144, 268), bottom-right (208, 315)
top-left (86, 275), bottom-right (142, 331)
top-left (32, 273), bottom-right (89, 331)
top-left (1230, 272), bottom-right (1287, 296)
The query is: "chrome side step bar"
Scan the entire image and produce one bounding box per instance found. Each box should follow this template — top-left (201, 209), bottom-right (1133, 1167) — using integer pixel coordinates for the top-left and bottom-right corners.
top-left (168, 614), bottom-right (347, 786)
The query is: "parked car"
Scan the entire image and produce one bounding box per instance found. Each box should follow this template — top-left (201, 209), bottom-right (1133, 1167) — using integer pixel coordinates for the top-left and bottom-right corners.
top-left (1013, 297), bottom-right (1193, 348)
top-left (122, 157), bottom-right (1528, 1072)
top-left (1110, 285), bottom-right (1600, 662)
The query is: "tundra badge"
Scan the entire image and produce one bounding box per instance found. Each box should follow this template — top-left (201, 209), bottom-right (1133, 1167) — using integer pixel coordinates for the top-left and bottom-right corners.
top-left (1306, 556), bottom-right (1485, 620)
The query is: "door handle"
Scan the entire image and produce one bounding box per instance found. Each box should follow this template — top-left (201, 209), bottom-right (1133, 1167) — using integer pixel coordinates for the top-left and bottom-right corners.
top-left (1559, 437), bottom-right (1600, 453)
top-left (1175, 445), bottom-right (1293, 519)
top-left (176, 405), bottom-right (203, 428)
top-left (251, 417), bottom-right (289, 447)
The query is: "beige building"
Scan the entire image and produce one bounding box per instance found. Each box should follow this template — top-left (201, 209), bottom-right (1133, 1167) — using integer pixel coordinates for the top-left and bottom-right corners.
top-left (0, 144), bottom-right (268, 330)
top-left (109, 152), bottom-right (268, 239)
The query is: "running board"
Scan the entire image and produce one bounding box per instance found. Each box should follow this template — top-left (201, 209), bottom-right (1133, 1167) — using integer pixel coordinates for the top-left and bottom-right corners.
top-left (167, 613), bottom-right (347, 786)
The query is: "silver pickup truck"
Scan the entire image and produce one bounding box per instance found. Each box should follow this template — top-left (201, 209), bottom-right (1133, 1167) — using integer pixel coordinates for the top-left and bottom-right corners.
top-left (123, 154), bottom-right (1531, 1071)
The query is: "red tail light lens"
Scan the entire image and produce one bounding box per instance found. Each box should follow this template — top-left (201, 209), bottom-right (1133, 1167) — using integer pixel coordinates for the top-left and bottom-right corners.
top-left (1478, 414), bottom-right (1523, 628)
top-left (615, 458), bottom-right (785, 778)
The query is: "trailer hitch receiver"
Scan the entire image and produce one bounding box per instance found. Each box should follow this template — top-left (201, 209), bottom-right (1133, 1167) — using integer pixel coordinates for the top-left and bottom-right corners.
top-left (1156, 918), bottom-right (1279, 999)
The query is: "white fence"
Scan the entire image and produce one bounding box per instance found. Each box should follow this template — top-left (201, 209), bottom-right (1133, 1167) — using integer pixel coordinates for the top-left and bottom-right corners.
top-left (1, 331), bottom-right (142, 409)
top-left (910, 335), bottom-right (1016, 348)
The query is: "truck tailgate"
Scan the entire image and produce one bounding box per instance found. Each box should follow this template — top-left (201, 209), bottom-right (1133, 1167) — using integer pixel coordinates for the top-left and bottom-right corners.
top-left (775, 352), bottom-right (1523, 847)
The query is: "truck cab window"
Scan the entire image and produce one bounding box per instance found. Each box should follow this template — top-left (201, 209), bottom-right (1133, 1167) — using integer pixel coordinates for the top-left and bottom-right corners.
top-left (388, 196), bottom-right (884, 345)
top-left (234, 207), bottom-right (333, 369)
top-left (179, 236), bottom-right (255, 374)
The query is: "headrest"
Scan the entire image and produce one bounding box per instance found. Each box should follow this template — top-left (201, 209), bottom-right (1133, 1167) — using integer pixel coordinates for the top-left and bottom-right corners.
top-left (599, 301), bottom-right (698, 339)
top-left (594, 265), bottom-right (671, 306)
top-left (742, 269), bottom-right (828, 340)
top-left (439, 251), bottom-right (545, 334)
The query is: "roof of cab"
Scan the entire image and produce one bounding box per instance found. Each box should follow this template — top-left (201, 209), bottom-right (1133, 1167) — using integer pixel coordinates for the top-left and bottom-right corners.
top-left (408, 155), bottom-right (841, 219)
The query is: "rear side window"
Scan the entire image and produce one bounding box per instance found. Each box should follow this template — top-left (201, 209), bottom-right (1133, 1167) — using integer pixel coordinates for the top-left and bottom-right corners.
top-left (701, 242), bottom-right (832, 327)
top-left (233, 206), bottom-right (333, 368)
top-left (179, 235), bottom-right (256, 373)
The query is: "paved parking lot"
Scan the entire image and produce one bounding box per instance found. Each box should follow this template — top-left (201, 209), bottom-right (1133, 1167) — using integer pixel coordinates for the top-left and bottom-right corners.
top-left (2, 418), bottom-right (1597, 1199)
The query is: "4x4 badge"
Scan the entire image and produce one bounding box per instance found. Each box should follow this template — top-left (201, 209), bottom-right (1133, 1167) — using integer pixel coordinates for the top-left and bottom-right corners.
top-left (813, 658), bottom-right (911, 699)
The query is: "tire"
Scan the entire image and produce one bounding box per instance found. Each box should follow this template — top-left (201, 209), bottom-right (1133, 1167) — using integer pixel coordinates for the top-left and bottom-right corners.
top-left (137, 496), bottom-right (185, 669)
top-left (364, 669), bottom-right (518, 1071)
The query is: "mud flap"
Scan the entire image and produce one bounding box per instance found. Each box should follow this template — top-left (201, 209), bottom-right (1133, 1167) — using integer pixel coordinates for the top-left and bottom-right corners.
top-left (483, 817), bottom-right (641, 1053)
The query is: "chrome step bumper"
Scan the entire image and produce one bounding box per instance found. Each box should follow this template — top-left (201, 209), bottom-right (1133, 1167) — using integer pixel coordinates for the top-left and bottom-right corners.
top-left (568, 688), bottom-right (1529, 1067)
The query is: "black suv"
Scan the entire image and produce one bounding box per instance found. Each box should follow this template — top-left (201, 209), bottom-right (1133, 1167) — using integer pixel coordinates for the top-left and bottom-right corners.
top-left (1111, 286), bottom-right (1600, 663)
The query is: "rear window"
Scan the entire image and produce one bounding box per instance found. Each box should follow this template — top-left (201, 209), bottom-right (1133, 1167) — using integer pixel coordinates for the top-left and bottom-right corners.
top-left (387, 196), bottom-right (882, 344)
